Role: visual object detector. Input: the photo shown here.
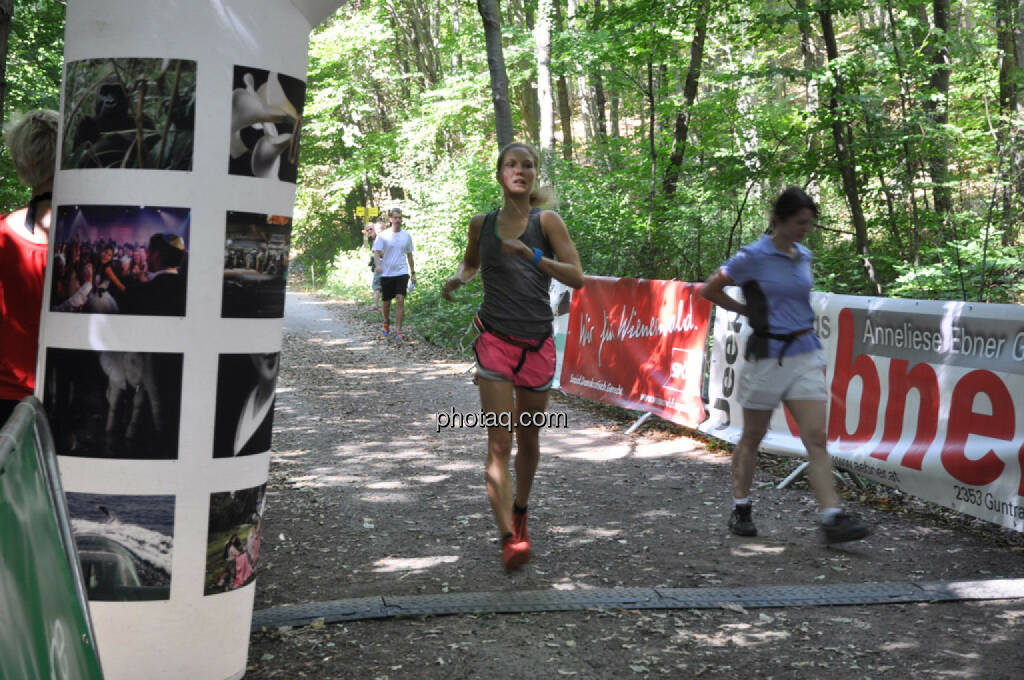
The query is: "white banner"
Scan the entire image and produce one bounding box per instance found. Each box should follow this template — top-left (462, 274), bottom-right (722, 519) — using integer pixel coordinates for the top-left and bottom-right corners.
top-left (549, 280), bottom-right (572, 390)
top-left (701, 290), bottom-right (1024, 531)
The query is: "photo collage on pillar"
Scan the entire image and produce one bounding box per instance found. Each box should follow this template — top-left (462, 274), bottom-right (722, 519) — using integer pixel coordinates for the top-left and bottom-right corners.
top-left (53, 56), bottom-right (305, 606)
top-left (65, 492), bottom-right (174, 602)
top-left (203, 484), bottom-right (267, 595)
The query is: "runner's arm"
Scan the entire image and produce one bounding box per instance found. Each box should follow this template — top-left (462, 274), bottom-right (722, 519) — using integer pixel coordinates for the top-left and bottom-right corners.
top-left (442, 215), bottom-right (483, 300)
top-left (505, 210), bottom-right (583, 289)
top-left (700, 268), bottom-right (748, 316)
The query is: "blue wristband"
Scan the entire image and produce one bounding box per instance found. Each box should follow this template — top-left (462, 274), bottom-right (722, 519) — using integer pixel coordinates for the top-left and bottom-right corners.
top-left (530, 247), bottom-right (543, 266)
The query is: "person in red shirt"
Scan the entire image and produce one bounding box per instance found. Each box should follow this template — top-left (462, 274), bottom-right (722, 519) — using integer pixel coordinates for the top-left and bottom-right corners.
top-left (0, 109), bottom-right (58, 424)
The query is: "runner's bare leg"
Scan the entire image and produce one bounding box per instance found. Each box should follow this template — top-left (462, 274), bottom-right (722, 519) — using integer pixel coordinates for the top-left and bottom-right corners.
top-left (784, 399), bottom-right (840, 509)
top-left (513, 386), bottom-right (549, 507)
top-left (479, 377), bottom-right (517, 536)
top-left (733, 409), bottom-right (772, 498)
top-left (394, 294), bottom-right (405, 334)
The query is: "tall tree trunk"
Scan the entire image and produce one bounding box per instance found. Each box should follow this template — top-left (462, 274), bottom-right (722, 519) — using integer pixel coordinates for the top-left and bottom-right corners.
top-left (819, 2), bottom-right (883, 295)
top-left (409, 1), bottom-right (440, 83)
top-left (556, 76), bottom-right (574, 157)
top-left (795, 0), bottom-right (823, 205)
top-left (997, 0), bottom-right (1024, 244)
top-left (1014, 1), bottom-right (1024, 243)
top-left (647, 56), bottom-right (656, 234)
top-left (576, 71), bottom-right (594, 142)
top-left (658, 64), bottom-right (673, 137)
top-left (998, 0), bottom-right (1018, 111)
top-left (535, 0), bottom-right (555, 173)
top-left (610, 93), bottom-right (620, 137)
top-left (567, 0), bottom-right (594, 142)
top-left (553, 0), bottom-right (574, 159)
top-left (663, 1), bottom-right (709, 196)
top-left (0, 0), bottom-right (14, 128)
top-left (590, 74), bottom-right (607, 140)
top-left (734, 51), bottom-right (762, 217)
top-left (884, 0), bottom-right (924, 264)
top-left (386, 0), bottom-right (437, 86)
top-left (923, 0), bottom-right (953, 216)
top-left (520, 3), bottom-right (540, 145)
top-left (478, 0), bottom-right (515, 149)
top-left (588, 0), bottom-right (607, 142)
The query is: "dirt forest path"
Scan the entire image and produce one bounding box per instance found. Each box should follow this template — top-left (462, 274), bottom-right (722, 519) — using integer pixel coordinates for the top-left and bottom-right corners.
top-left (247, 291), bottom-right (1024, 679)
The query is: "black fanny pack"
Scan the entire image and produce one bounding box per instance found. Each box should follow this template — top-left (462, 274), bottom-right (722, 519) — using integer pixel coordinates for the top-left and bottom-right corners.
top-left (741, 280), bottom-right (812, 366)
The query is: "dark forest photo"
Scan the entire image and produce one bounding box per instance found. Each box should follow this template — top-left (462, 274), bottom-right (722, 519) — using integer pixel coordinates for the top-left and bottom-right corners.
top-left (62, 58), bottom-right (196, 171)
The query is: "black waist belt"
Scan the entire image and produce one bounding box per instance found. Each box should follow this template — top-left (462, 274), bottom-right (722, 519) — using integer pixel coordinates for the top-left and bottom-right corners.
top-left (474, 315), bottom-right (550, 374)
top-left (745, 327), bottom-right (813, 366)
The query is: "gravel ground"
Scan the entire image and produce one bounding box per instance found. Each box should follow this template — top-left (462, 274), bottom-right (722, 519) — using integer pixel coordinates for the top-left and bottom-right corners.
top-left (245, 291), bottom-right (1024, 679)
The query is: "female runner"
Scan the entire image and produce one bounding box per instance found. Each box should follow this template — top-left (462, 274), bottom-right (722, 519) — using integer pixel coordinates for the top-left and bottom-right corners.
top-left (442, 142), bottom-right (584, 569)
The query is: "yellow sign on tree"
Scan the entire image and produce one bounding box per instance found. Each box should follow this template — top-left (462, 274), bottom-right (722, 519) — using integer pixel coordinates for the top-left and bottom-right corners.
top-left (355, 206), bottom-right (366, 217)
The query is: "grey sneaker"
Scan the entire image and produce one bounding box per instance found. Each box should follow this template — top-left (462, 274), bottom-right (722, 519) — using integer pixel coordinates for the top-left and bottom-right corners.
top-left (728, 503), bottom-right (757, 536)
top-left (821, 510), bottom-right (870, 544)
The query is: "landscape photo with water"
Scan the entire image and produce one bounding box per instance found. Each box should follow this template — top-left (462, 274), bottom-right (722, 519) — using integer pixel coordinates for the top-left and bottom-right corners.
top-left (66, 492), bottom-right (174, 601)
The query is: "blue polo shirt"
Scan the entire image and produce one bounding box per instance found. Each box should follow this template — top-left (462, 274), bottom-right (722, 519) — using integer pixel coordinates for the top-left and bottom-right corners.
top-left (722, 235), bottom-right (821, 358)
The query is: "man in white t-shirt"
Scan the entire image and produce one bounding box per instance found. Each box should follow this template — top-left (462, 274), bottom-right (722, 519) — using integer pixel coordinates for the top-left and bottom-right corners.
top-left (372, 208), bottom-right (416, 340)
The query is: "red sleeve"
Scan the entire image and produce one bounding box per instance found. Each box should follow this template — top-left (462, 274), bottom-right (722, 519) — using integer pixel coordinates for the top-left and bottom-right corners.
top-left (0, 214), bottom-right (48, 400)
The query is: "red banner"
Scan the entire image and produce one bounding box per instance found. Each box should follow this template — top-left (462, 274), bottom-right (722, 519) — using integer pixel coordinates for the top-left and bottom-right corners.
top-left (559, 276), bottom-right (712, 427)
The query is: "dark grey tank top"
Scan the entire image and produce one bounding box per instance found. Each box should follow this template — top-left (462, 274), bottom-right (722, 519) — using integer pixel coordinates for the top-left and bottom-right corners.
top-left (477, 208), bottom-right (554, 339)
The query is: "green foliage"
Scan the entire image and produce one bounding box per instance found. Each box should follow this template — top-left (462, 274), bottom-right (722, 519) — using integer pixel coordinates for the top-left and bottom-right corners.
top-left (1, 0), bottom-right (65, 211)
top-left (5, 0), bottom-right (1020, 325)
top-left (305, 0), bottom-right (1024, 353)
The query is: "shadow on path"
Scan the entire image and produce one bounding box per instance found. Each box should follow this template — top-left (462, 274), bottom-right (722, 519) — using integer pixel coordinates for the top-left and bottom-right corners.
top-left (246, 291), bottom-right (1024, 679)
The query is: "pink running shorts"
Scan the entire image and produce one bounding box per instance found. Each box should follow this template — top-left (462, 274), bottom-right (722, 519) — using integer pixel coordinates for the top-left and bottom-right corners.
top-left (473, 330), bottom-right (556, 391)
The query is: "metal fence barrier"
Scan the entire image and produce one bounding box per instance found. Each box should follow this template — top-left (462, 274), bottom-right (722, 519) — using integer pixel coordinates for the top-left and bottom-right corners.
top-left (0, 396), bottom-right (104, 680)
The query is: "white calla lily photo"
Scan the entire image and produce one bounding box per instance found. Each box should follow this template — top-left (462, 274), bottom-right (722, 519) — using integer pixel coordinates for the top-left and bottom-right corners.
top-left (228, 66), bottom-right (306, 183)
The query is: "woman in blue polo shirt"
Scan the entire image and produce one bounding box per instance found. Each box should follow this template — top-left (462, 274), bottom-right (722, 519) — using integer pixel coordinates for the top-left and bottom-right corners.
top-left (701, 187), bottom-right (869, 544)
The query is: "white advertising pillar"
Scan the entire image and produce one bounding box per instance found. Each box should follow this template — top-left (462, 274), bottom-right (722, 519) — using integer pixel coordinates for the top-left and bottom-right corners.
top-left (38, 1), bottom-right (341, 678)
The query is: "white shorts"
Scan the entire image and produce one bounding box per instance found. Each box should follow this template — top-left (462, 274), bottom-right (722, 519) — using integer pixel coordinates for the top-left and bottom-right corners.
top-left (738, 349), bottom-right (827, 411)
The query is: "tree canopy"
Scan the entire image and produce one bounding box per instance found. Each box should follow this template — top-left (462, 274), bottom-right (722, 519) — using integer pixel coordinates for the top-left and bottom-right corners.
top-left (4, 0), bottom-right (1021, 345)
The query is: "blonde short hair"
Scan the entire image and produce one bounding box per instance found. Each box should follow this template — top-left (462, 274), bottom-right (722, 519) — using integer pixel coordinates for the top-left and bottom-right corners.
top-left (5, 109), bottom-right (59, 189)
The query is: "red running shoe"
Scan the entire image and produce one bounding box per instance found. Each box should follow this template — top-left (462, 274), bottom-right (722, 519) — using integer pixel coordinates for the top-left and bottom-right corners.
top-left (502, 536), bottom-right (530, 571)
top-left (513, 508), bottom-right (529, 544)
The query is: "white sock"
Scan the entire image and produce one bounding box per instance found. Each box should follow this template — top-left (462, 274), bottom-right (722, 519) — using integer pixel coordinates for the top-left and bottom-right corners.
top-left (733, 497), bottom-right (750, 507)
top-left (821, 507), bottom-right (842, 522)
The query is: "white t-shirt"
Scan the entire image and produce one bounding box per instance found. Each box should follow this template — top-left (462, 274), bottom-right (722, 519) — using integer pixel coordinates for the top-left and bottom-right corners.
top-left (372, 229), bottom-right (414, 277)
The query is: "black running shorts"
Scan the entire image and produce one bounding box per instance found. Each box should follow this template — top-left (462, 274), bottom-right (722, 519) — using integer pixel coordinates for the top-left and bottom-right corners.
top-left (380, 274), bottom-right (409, 301)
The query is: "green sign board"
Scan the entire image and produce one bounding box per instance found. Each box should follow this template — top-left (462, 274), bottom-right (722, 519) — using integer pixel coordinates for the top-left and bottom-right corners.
top-left (0, 399), bottom-right (104, 680)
